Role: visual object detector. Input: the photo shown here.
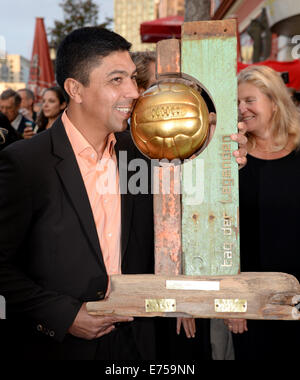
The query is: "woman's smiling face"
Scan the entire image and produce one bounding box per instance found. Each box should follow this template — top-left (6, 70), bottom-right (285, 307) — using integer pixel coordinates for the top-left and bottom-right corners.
top-left (238, 82), bottom-right (276, 135)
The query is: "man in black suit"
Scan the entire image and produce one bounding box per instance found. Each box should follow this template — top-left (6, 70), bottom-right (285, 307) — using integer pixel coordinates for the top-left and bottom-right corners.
top-left (0, 27), bottom-right (248, 360)
top-left (0, 28), bottom-right (155, 360)
top-left (0, 89), bottom-right (34, 135)
top-left (0, 111), bottom-right (22, 150)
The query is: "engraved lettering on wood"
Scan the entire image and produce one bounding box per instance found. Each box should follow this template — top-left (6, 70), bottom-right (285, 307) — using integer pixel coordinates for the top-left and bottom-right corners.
top-left (181, 19), bottom-right (239, 275)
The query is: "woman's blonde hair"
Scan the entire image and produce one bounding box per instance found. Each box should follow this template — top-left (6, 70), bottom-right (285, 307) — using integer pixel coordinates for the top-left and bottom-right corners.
top-left (238, 65), bottom-right (300, 150)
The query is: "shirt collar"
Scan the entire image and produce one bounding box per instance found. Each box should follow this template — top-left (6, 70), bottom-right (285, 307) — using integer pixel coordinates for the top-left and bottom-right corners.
top-left (62, 110), bottom-right (116, 163)
top-left (11, 113), bottom-right (22, 130)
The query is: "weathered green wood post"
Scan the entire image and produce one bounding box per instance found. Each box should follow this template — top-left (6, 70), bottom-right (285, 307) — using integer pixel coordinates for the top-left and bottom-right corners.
top-left (181, 20), bottom-right (240, 276)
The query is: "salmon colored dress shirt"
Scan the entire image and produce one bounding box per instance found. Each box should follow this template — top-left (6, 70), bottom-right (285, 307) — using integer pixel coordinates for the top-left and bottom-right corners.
top-left (62, 111), bottom-right (121, 275)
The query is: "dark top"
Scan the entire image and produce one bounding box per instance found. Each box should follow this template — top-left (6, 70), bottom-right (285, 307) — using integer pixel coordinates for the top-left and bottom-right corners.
top-left (16, 114), bottom-right (35, 134)
top-left (239, 151), bottom-right (300, 279)
top-left (0, 112), bottom-right (22, 150)
top-left (234, 151), bottom-right (300, 360)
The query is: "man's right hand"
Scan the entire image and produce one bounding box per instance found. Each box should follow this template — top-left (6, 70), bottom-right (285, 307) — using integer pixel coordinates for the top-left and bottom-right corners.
top-left (68, 303), bottom-right (134, 340)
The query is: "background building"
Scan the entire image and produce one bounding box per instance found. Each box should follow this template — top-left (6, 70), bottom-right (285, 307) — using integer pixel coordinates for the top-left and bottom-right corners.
top-left (114, 0), bottom-right (185, 51)
top-left (0, 54), bottom-right (30, 93)
top-left (159, 0), bottom-right (185, 17)
top-left (5, 55), bottom-right (30, 83)
top-left (114, 0), bottom-right (159, 51)
top-left (212, 0), bottom-right (300, 63)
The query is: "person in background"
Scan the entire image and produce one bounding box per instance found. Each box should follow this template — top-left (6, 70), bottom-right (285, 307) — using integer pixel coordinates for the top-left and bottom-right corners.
top-left (225, 65), bottom-right (300, 360)
top-left (130, 51), bottom-right (156, 94)
top-left (292, 90), bottom-right (300, 110)
top-left (0, 89), bottom-right (34, 135)
top-left (0, 111), bottom-right (22, 151)
top-left (36, 87), bottom-right (67, 132)
top-left (18, 88), bottom-right (37, 122)
top-left (23, 87), bottom-right (67, 139)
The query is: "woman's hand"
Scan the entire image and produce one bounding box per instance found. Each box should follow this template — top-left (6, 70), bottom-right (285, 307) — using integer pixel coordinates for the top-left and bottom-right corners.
top-left (176, 317), bottom-right (196, 338)
top-left (224, 318), bottom-right (248, 334)
top-left (231, 121), bottom-right (248, 169)
top-left (208, 113), bottom-right (248, 169)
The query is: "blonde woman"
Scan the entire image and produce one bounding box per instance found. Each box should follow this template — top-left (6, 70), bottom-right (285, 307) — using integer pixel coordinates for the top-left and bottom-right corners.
top-left (226, 65), bottom-right (300, 360)
top-left (130, 51), bottom-right (156, 94)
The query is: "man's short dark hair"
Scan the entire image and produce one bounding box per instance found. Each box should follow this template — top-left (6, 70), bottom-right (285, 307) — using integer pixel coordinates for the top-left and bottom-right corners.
top-left (56, 27), bottom-right (132, 98)
top-left (0, 89), bottom-right (21, 107)
top-left (18, 88), bottom-right (35, 101)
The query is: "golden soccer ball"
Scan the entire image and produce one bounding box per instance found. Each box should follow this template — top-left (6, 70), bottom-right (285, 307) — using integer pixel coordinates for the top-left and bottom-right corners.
top-left (131, 81), bottom-right (210, 161)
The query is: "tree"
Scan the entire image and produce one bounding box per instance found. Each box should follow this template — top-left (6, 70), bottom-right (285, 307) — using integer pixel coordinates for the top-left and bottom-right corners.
top-left (49, 0), bottom-right (113, 49)
top-left (184, 0), bottom-right (211, 22)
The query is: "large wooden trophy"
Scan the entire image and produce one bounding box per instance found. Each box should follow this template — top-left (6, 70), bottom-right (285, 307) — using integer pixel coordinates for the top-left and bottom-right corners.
top-left (87, 20), bottom-right (300, 321)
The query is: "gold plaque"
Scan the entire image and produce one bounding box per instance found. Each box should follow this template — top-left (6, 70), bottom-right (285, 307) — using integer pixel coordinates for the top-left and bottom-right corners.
top-left (145, 299), bottom-right (176, 312)
top-left (131, 82), bottom-right (209, 161)
top-left (215, 299), bottom-right (247, 313)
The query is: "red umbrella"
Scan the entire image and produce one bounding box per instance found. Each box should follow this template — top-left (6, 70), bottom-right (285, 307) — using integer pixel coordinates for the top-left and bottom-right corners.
top-left (140, 16), bottom-right (184, 43)
top-left (237, 59), bottom-right (300, 89)
top-left (28, 18), bottom-right (55, 103)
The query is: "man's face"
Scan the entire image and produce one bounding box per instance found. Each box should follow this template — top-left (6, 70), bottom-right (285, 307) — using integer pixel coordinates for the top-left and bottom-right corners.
top-left (0, 97), bottom-right (19, 122)
top-left (78, 51), bottom-right (139, 134)
top-left (18, 90), bottom-right (32, 110)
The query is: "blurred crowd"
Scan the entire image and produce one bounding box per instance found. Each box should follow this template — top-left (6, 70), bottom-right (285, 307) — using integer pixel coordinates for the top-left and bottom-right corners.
top-left (0, 86), bottom-right (67, 150)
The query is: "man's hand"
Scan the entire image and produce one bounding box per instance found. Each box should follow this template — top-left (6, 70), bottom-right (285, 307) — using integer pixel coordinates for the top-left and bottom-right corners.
top-left (224, 318), bottom-right (248, 334)
top-left (19, 108), bottom-right (33, 121)
top-left (176, 317), bottom-right (196, 338)
top-left (68, 303), bottom-right (134, 340)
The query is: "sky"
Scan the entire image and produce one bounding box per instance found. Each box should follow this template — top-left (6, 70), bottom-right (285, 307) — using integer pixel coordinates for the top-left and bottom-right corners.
top-left (0, 0), bottom-right (114, 60)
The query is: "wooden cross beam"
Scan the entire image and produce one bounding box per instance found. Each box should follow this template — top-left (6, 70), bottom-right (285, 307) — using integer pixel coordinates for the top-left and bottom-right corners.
top-left (87, 273), bottom-right (300, 321)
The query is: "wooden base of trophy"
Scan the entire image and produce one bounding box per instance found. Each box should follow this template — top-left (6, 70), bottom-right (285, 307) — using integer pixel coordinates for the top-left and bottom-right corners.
top-left (87, 272), bottom-right (300, 321)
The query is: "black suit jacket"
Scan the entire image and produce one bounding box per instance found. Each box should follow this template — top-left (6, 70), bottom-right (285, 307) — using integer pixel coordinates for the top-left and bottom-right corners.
top-left (0, 112), bottom-right (22, 151)
top-left (0, 117), bottom-right (155, 359)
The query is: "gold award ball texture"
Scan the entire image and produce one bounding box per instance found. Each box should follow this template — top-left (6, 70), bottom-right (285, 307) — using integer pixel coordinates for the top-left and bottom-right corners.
top-left (131, 82), bottom-right (210, 160)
